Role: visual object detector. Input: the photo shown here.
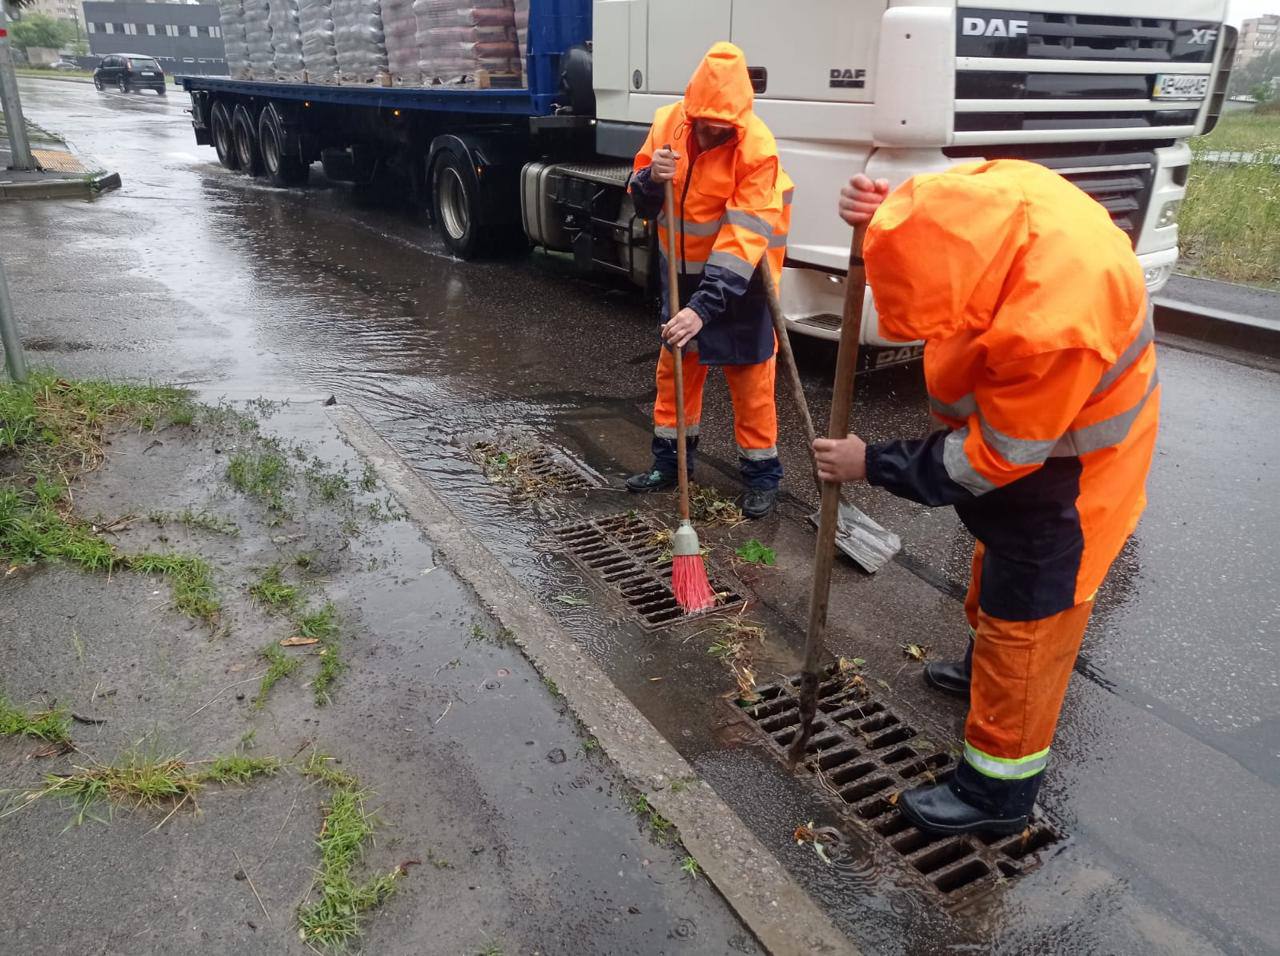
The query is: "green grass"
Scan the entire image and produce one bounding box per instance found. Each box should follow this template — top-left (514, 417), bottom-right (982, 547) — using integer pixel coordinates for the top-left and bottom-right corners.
top-left (0, 695), bottom-right (72, 746)
top-left (22, 748), bottom-right (279, 827)
top-left (249, 564), bottom-right (299, 612)
top-left (1181, 105), bottom-right (1280, 287)
top-left (627, 792), bottom-right (673, 840)
top-left (298, 753), bottom-right (403, 950)
top-left (127, 553), bottom-right (220, 624)
top-left (255, 643), bottom-right (302, 708)
top-left (679, 856), bottom-right (701, 879)
top-left (147, 508), bottom-right (239, 536)
top-left (312, 647), bottom-right (346, 706)
top-left (296, 602), bottom-right (339, 641)
top-left (225, 449), bottom-right (290, 511)
top-left (293, 603), bottom-right (344, 706)
top-left (305, 458), bottom-right (351, 503)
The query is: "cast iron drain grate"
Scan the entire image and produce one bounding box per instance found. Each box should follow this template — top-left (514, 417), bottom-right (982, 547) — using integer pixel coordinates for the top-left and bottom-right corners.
top-left (470, 441), bottom-right (600, 495)
top-left (736, 667), bottom-right (1064, 903)
top-left (549, 513), bottom-right (744, 630)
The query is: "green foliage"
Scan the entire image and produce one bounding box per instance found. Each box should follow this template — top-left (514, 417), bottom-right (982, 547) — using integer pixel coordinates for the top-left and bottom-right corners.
top-left (127, 553), bottom-right (220, 623)
top-left (254, 643), bottom-right (301, 708)
top-left (201, 753), bottom-right (281, 785)
top-left (225, 450), bottom-right (290, 510)
top-left (248, 564), bottom-right (299, 612)
top-left (679, 856), bottom-right (701, 878)
top-left (8, 14), bottom-right (79, 52)
top-left (734, 538), bottom-right (776, 566)
top-left (0, 695), bottom-right (72, 746)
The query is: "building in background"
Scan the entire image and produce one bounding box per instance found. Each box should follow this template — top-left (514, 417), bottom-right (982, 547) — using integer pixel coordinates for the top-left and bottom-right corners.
top-left (22, 0), bottom-right (84, 28)
top-left (1235, 14), bottom-right (1280, 68)
top-left (82, 0), bottom-right (226, 76)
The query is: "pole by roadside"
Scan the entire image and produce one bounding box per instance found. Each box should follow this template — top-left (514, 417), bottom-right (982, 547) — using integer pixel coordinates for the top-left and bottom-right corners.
top-left (0, 255), bottom-right (29, 383)
top-left (0, 5), bottom-right (37, 172)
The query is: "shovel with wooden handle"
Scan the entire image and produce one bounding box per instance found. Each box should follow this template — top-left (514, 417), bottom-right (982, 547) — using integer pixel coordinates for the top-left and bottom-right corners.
top-left (787, 220), bottom-right (874, 766)
top-left (760, 257), bottom-right (900, 574)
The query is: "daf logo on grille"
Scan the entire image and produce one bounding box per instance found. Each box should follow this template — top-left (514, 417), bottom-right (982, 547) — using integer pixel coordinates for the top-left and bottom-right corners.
top-left (1188, 27), bottom-right (1219, 45)
top-left (961, 16), bottom-right (1029, 37)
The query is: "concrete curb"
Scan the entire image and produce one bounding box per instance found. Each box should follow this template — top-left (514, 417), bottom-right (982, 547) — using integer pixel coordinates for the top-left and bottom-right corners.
top-left (0, 170), bottom-right (121, 201)
top-left (14, 72), bottom-right (94, 85)
top-left (329, 403), bottom-right (858, 956)
top-left (1154, 297), bottom-right (1280, 360)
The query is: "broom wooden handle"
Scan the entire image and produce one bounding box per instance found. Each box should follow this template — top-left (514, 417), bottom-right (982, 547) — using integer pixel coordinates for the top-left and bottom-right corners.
top-left (760, 258), bottom-right (821, 493)
top-left (662, 176), bottom-right (691, 523)
top-left (790, 220), bottom-right (868, 764)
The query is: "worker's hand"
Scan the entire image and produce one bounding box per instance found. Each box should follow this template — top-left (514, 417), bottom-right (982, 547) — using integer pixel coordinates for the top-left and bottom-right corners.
top-left (662, 307), bottom-right (704, 348)
top-left (838, 174), bottom-right (891, 227)
top-left (649, 147), bottom-right (680, 184)
top-left (813, 435), bottom-right (868, 483)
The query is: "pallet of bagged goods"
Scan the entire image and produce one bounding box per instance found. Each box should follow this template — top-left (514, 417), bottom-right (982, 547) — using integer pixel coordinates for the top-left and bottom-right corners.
top-left (332, 0), bottom-right (389, 83)
top-left (269, 0), bottom-right (306, 81)
top-left (299, 0), bottom-right (340, 82)
top-left (218, 0), bottom-right (251, 78)
top-left (413, 1), bottom-right (520, 86)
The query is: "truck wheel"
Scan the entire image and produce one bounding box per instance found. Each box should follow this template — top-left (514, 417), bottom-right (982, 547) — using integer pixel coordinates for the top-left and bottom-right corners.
top-left (210, 101), bottom-right (240, 171)
top-left (257, 104), bottom-right (309, 187)
top-left (431, 151), bottom-right (488, 259)
top-left (232, 104), bottom-right (263, 176)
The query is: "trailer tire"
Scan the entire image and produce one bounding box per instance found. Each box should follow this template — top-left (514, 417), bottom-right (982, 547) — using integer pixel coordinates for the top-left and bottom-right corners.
top-left (431, 150), bottom-right (489, 259)
top-left (257, 104), bottom-right (309, 187)
top-left (232, 104), bottom-right (263, 176)
top-left (210, 101), bottom-right (240, 171)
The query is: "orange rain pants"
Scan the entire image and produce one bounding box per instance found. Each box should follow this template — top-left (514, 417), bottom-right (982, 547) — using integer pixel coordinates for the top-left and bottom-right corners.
top-left (962, 543), bottom-right (1093, 777)
top-left (653, 346), bottom-right (778, 462)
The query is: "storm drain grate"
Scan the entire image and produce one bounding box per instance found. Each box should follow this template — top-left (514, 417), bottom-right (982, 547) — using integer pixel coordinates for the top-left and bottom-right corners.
top-left (549, 513), bottom-right (744, 630)
top-left (470, 441), bottom-right (601, 495)
top-left (737, 666), bottom-right (1064, 903)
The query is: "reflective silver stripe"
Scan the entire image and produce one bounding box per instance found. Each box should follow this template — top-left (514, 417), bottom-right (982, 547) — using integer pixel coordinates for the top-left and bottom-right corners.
top-left (655, 424), bottom-right (701, 439)
top-left (657, 211), bottom-right (720, 237)
top-left (658, 250), bottom-right (705, 275)
top-left (1052, 370), bottom-right (1159, 458)
top-left (965, 743), bottom-right (1050, 780)
top-left (979, 418), bottom-right (1058, 467)
top-left (929, 393), bottom-right (977, 420)
top-left (783, 188), bottom-right (794, 206)
top-left (768, 233), bottom-right (788, 249)
top-left (737, 445), bottom-right (778, 461)
top-left (725, 208), bottom-right (774, 238)
top-left (943, 427), bottom-right (995, 496)
top-left (707, 250), bottom-right (756, 280)
top-left (1093, 304), bottom-right (1155, 396)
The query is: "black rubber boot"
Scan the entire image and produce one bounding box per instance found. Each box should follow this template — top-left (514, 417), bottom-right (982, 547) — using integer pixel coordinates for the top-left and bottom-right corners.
top-left (897, 779), bottom-right (1029, 836)
top-left (923, 660), bottom-right (971, 698)
top-left (625, 469), bottom-right (677, 493)
top-left (740, 487), bottom-right (778, 520)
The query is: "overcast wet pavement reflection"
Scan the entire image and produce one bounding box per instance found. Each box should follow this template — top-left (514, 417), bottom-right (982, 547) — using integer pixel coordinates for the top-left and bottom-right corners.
top-left (5, 76), bottom-right (1279, 954)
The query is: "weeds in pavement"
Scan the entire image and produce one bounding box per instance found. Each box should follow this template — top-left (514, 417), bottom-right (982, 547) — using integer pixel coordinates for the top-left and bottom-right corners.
top-left (313, 646), bottom-right (346, 706)
top-left (689, 485), bottom-right (744, 527)
top-left (0, 695), bottom-right (72, 747)
top-left (225, 449), bottom-right (290, 511)
top-left (477, 945), bottom-right (504, 956)
top-left (293, 602), bottom-right (344, 706)
top-left (16, 748), bottom-right (279, 827)
top-left (147, 508), bottom-right (239, 537)
top-left (129, 553), bottom-right (220, 624)
top-left (297, 602), bottom-right (339, 641)
top-left (680, 856), bottom-right (701, 879)
top-left (627, 792), bottom-right (673, 841)
top-left (358, 463), bottom-right (378, 493)
top-left (255, 644), bottom-right (301, 708)
top-left (734, 538), bottom-right (776, 567)
top-left (305, 457), bottom-right (351, 503)
top-left (249, 564), bottom-right (300, 612)
top-left (298, 752), bottom-right (404, 950)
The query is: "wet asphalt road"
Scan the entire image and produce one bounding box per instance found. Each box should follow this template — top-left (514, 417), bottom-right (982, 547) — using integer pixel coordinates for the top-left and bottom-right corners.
top-left (4, 77), bottom-right (1279, 954)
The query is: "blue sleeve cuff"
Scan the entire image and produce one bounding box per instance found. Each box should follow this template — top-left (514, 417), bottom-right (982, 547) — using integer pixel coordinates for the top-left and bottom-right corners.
top-left (866, 433), bottom-right (975, 507)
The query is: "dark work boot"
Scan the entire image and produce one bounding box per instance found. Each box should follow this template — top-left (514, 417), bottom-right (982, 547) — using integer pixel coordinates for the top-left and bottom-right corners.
top-left (923, 637), bottom-right (974, 699)
top-left (897, 779), bottom-right (1029, 836)
top-left (740, 487), bottom-right (778, 519)
top-left (625, 469), bottom-right (677, 493)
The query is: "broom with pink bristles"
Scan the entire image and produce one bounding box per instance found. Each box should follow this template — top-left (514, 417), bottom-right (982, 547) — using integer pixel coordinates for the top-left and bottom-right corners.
top-left (662, 178), bottom-right (717, 614)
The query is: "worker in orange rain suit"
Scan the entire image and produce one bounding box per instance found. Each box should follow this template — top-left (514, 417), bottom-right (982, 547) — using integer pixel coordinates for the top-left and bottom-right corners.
top-left (623, 42), bottom-right (793, 520)
top-left (815, 160), bottom-right (1159, 835)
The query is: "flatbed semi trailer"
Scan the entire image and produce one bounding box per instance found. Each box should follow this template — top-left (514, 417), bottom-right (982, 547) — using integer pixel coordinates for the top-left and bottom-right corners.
top-left (181, 0), bottom-right (1235, 365)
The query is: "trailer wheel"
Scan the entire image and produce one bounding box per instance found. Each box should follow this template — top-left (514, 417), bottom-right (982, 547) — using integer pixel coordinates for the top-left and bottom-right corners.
top-left (257, 104), bottom-right (309, 187)
top-left (232, 104), bottom-right (263, 176)
top-left (210, 101), bottom-right (240, 171)
top-left (431, 151), bottom-right (488, 259)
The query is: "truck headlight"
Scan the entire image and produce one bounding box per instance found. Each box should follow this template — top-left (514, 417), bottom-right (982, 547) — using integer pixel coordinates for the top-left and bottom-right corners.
top-left (1156, 200), bottom-right (1182, 229)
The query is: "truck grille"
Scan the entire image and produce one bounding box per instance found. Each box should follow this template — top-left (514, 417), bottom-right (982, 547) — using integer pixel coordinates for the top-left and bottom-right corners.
top-left (957, 9), bottom-right (1221, 63)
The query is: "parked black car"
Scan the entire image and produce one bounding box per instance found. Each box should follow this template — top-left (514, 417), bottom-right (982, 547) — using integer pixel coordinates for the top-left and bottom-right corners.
top-left (93, 55), bottom-right (166, 95)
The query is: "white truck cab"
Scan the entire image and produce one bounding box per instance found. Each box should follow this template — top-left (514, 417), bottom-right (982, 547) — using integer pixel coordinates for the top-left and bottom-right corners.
top-left (589, 0), bottom-right (1234, 354)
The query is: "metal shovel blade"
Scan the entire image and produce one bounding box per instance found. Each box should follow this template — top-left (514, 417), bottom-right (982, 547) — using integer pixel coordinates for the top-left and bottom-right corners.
top-left (807, 501), bottom-right (901, 574)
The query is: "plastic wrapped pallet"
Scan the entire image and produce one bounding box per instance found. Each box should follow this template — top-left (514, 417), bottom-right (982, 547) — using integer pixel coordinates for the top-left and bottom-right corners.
top-left (413, 1), bottom-right (518, 85)
top-left (243, 0), bottom-right (275, 77)
top-left (512, 0), bottom-right (527, 86)
top-left (333, 0), bottom-right (389, 82)
top-left (299, 0), bottom-right (339, 81)
top-left (382, 0), bottom-right (418, 83)
top-left (218, 0), bottom-right (251, 78)
top-left (269, 0), bottom-right (305, 79)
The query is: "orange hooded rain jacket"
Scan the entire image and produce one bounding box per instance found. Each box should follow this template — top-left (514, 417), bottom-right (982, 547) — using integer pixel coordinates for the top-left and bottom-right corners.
top-left (863, 159), bottom-right (1159, 621)
top-left (629, 42), bottom-right (794, 366)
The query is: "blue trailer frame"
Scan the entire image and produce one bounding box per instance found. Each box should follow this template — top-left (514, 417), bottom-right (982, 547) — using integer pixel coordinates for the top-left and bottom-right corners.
top-left (179, 0), bottom-right (590, 117)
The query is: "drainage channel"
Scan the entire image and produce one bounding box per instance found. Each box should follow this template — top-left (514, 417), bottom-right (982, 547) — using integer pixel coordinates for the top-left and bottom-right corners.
top-left (733, 666), bottom-right (1064, 905)
top-left (469, 439), bottom-right (603, 495)
top-left (548, 512), bottom-right (746, 631)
